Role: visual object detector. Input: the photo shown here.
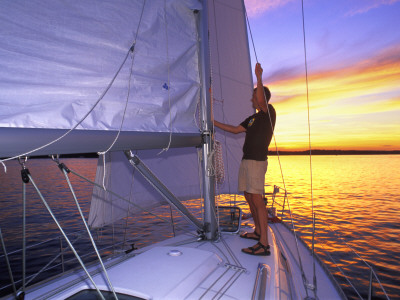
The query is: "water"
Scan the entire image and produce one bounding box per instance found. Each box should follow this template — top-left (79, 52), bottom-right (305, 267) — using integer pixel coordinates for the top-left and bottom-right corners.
top-left (0, 155), bottom-right (399, 299)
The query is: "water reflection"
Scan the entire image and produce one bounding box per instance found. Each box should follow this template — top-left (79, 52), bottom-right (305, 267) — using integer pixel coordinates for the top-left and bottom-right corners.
top-left (0, 156), bottom-right (399, 299)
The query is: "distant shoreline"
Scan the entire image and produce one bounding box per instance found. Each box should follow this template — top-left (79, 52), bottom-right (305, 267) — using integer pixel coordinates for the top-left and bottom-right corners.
top-left (2, 149), bottom-right (399, 160)
top-left (268, 150), bottom-right (400, 156)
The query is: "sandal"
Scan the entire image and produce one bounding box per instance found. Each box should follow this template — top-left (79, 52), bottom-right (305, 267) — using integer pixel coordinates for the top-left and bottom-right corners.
top-left (240, 231), bottom-right (260, 241)
top-left (241, 242), bottom-right (271, 256)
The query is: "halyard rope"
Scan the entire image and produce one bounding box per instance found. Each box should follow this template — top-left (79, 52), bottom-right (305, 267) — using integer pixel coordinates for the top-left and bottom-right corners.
top-left (98, 0), bottom-right (147, 191)
top-left (159, 0), bottom-right (173, 154)
top-left (245, 4), bottom-right (312, 297)
top-left (0, 43), bottom-right (134, 166)
top-left (300, 0), bottom-right (317, 294)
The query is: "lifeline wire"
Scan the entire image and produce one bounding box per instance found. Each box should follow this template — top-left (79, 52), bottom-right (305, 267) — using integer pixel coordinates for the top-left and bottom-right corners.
top-left (24, 234), bottom-right (83, 287)
top-left (0, 228), bottom-right (17, 297)
top-left (68, 167), bottom-right (198, 237)
top-left (61, 165), bottom-right (118, 299)
top-left (27, 173), bottom-right (106, 300)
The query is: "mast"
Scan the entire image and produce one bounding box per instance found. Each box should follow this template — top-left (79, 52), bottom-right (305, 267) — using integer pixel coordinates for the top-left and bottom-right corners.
top-left (198, 0), bottom-right (217, 240)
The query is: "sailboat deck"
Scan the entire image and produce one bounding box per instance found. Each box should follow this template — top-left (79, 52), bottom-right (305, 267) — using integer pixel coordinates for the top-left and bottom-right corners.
top-left (22, 223), bottom-right (344, 300)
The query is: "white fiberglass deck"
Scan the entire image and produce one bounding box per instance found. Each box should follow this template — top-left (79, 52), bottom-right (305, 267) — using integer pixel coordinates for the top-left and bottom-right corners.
top-left (20, 223), bottom-right (344, 300)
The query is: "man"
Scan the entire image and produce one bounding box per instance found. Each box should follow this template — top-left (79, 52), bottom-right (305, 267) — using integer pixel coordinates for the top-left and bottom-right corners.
top-left (214, 63), bottom-right (276, 256)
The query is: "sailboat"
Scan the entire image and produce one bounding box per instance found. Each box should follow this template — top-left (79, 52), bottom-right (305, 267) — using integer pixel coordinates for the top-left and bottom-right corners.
top-left (0, 0), bottom-right (348, 299)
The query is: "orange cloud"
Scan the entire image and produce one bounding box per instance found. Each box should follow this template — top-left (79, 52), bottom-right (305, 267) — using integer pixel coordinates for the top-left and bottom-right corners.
top-left (267, 45), bottom-right (400, 151)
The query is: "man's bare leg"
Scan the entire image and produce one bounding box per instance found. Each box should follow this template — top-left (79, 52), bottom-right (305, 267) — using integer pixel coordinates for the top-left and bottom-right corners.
top-left (244, 191), bottom-right (261, 238)
top-left (250, 193), bottom-right (268, 246)
top-left (242, 193), bottom-right (270, 255)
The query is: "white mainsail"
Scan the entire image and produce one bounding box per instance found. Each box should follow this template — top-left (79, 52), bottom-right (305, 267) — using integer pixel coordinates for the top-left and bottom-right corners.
top-left (0, 0), bottom-right (253, 228)
top-left (88, 0), bottom-right (254, 228)
top-left (0, 0), bottom-right (203, 157)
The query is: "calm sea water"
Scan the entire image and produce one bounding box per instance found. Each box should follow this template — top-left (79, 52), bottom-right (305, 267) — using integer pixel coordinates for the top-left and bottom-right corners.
top-left (0, 155), bottom-right (399, 299)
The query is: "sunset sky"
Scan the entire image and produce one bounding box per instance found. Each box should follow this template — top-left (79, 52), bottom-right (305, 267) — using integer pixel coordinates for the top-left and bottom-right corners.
top-left (244, 0), bottom-right (400, 151)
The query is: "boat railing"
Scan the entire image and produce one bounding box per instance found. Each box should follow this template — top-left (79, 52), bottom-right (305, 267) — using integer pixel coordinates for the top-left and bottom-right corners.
top-left (251, 263), bottom-right (269, 300)
top-left (267, 184), bottom-right (390, 300)
top-left (0, 228), bottom-right (142, 297)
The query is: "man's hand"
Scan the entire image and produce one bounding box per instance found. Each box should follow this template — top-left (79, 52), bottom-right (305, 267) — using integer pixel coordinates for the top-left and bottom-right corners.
top-left (255, 63), bottom-right (263, 81)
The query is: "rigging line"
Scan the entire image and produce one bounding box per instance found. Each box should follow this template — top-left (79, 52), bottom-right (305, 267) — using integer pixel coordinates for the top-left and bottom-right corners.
top-left (61, 166), bottom-right (118, 300)
top-left (24, 234), bottom-right (83, 287)
top-left (209, 241), bottom-right (233, 266)
top-left (301, 0), bottom-right (317, 293)
top-left (159, 0), bottom-right (173, 154)
top-left (0, 45), bottom-right (132, 166)
top-left (124, 153), bottom-right (137, 248)
top-left (283, 193), bottom-right (311, 295)
top-left (98, 0), bottom-right (147, 191)
top-left (245, 5), bottom-right (312, 296)
top-left (319, 243), bottom-right (364, 300)
top-left (219, 236), bottom-right (243, 268)
top-left (324, 223), bottom-right (390, 298)
top-left (98, 46), bottom-right (135, 157)
top-left (214, 269), bottom-right (244, 300)
top-left (27, 174), bottom-right (106, 300)
top-left (22, 182), bottom-right (26, 293)
top-left (199, 268), bottom-right (230, 300)
top-left (245, 8), bottom-right (258, 64)
top-left (244, 5), bottom-right (288, 206)
top-left (210, 0), bottom-right (234, 200)
top-left (213, 269), bottom-right (241, 300)
top-left (68, 168), bottom-right (198, 237)
top-left (0, 228), bottom-right (17, 297)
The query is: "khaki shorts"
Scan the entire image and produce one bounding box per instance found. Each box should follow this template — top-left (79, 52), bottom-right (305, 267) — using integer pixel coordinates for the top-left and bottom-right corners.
top-left (238, 159), bottom-right (268, 195)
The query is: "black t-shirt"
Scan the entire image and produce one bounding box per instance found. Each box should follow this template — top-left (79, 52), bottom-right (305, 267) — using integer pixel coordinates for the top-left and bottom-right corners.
top-left (240, 105), bottom-right (276, 161)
